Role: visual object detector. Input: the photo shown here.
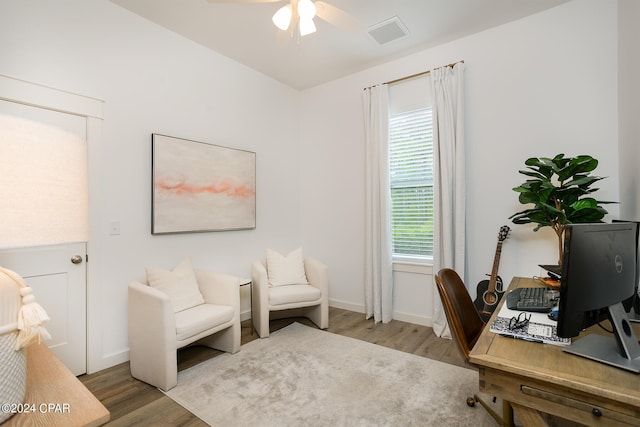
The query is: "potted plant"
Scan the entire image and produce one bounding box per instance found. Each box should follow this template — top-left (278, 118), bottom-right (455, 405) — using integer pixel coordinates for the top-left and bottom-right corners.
top-left (509, 154), bottom-right (612, 265)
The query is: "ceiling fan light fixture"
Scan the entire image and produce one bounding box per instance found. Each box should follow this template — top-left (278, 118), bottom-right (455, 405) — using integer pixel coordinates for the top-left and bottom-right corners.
top-left (297, 0), bottom-right (316, 20)
top-left (272, 4), bottom-right (292, 31)
top-left (299, 17), bottom-right (316, 36)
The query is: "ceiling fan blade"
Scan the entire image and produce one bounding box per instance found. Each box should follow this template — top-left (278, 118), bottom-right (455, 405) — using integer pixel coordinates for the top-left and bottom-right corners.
top-left (315, 1), bottom-right (364, 33)
top-left (206, 0), bottom-right (282, 3)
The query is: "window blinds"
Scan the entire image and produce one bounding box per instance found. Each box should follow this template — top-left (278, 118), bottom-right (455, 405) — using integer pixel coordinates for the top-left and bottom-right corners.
top-left (389, 107), bottom-right (434, 257)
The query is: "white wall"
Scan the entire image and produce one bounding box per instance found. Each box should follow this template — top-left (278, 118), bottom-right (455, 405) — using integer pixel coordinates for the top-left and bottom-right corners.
top-left (0, 0), bottom-right (302, 371)
top-left (618, 0), bottom-right (640, 219)
top-left (0, 0), bottom-right (627, 371)
top-left (300, 0), bottom-right (620, 325)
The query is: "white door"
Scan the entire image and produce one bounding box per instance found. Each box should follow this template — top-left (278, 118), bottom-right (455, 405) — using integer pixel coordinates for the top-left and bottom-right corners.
top-left (0, 99), bottom-right (88, 375)
top-left (0, 244), bottom-right (87, 375)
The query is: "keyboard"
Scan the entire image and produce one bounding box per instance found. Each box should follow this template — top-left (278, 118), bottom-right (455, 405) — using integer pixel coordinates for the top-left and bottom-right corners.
top-left (506, 287), bottom-right (555, 312)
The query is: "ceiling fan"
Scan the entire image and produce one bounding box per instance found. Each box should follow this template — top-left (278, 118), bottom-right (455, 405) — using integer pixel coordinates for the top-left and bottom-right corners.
top-left (207, 0), bottom-right (360, 38)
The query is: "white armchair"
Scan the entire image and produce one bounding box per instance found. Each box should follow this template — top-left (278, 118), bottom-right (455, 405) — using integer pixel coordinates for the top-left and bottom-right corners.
top-left (128, 262), bottom-right (241, 391)
top-left (252, 250), bottom-right (329, 338)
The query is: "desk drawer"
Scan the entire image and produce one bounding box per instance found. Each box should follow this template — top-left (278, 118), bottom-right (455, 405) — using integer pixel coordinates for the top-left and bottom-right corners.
top-left (479, 367), bottom-right (640, 426)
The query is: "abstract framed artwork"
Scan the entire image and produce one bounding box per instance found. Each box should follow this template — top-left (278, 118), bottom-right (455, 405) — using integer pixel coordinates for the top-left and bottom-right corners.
top-left (151, 134), bottom-right (256, 234)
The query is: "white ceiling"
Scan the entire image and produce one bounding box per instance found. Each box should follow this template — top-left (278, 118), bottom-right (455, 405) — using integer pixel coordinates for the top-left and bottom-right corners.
top-left (109, 0), bottom-right (569, 90)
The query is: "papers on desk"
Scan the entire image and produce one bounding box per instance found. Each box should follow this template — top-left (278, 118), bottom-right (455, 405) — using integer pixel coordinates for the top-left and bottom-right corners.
top-left (490, 300), bottom-right (571, 346)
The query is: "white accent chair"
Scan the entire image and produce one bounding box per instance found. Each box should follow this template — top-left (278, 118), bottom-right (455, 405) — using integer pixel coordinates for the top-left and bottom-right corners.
top-left (128, 268), bottom-right (241, 391)
top-left (251, 256), bottom-right (329, 338)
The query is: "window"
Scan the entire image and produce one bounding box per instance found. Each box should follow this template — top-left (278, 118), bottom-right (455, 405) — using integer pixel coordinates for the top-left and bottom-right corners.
top-left (389, 107), bottom-right (434, 260)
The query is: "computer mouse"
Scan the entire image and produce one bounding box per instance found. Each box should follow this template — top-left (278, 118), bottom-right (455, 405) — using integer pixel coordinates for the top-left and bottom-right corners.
top-left (547, 310), bottom-right (558, 321)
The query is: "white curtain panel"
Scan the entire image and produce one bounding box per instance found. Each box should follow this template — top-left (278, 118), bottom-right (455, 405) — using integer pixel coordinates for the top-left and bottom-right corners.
top-left (431, 63), bottom-right (466, 338)
top-left (362, 84), bottom-right (394, 323)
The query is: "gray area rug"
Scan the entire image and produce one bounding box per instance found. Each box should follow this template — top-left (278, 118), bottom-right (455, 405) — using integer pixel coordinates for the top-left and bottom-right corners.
top-left (164, 322), bottom-right (498, 426)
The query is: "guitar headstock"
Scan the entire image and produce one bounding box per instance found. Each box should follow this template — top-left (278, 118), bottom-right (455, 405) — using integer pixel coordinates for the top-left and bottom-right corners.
top-left (498, 225), bottom-right (511, 241)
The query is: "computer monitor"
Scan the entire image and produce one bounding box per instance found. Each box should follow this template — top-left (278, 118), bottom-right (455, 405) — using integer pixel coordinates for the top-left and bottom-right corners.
top-left (557, 222), bottom-right (640, 373)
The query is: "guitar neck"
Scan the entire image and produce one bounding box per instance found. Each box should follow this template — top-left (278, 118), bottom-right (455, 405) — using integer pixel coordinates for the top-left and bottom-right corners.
top-left (487, 242), bottom-right (503, 291)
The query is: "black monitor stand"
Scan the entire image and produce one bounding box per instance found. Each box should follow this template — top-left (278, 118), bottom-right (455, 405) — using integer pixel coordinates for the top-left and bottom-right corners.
top-left (563, 302), bottom-right (640, 373)
top-left (628, 292), bottom-right (640, 323)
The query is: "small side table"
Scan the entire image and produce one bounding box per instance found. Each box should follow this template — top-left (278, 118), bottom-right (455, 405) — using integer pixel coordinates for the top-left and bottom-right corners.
top-left (240, 278), bottom-right (253, 335)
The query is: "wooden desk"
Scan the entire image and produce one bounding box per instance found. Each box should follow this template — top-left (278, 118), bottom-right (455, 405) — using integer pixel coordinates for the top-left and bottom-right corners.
top-left (4, 343), bottom-right (109, 427)
top-left (469, 277), bottom-right (640, 427)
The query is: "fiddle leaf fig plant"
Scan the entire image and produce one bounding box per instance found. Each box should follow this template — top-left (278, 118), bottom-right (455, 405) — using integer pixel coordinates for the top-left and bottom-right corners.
top-left (509, 154), bottom-right (613, 265)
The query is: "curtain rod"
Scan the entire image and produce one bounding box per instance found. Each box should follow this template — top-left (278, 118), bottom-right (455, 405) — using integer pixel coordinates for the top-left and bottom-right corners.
top-left (365, 60), bottom-right (464, 89)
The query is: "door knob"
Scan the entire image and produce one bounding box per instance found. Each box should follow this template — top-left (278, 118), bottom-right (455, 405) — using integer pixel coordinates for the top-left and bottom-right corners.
top-left (71, 255), bottom-right (83, 264)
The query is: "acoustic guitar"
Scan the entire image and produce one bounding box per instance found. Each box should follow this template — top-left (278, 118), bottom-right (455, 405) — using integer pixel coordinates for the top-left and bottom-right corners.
top-left (474, 225), bottom-right (510, 322)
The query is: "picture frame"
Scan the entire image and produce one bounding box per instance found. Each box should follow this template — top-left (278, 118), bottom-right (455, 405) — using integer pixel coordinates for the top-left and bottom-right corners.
top-left (151, 134), bottom-right (256, 234)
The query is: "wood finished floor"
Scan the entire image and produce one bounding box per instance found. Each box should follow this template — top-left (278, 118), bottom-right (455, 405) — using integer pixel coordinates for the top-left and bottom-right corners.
top-left (79, 307), bottom-right (467, 427)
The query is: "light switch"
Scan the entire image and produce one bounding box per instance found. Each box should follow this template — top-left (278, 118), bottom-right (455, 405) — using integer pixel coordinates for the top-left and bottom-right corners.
top-left (109, 221), bottom-right (121, 235)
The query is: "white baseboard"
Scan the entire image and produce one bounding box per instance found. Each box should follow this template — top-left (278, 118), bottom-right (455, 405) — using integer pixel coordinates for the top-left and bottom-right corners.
top-left (328, 299), bottom-right (432, 327)
top-left (88, 349), bottom-right (129, 375)
top-left (392, 311), bottom-right (432, 327)
top-left (329, 298), bottom-right (365, 314)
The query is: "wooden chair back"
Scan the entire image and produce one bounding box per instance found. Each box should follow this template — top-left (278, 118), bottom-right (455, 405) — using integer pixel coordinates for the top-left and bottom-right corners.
top-left (435, 268), bottom-right (486, 363)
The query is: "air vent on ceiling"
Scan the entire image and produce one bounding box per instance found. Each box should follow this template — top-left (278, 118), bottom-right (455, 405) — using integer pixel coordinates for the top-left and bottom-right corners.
top-left (368, 16), bottom-right (409, 45)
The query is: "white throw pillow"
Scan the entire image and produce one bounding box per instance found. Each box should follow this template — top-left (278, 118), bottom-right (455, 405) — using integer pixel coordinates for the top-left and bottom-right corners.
top-left (266, 247), bottom-right (308, 287)
top-left (146, 258), bottom-right (205, 313)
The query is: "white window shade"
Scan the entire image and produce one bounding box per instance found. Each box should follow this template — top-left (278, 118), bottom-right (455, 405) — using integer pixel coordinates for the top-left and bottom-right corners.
top-left (389, 76), bottom-right (433, 115)
top-left (0, 114), bottom-right (88, 249)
